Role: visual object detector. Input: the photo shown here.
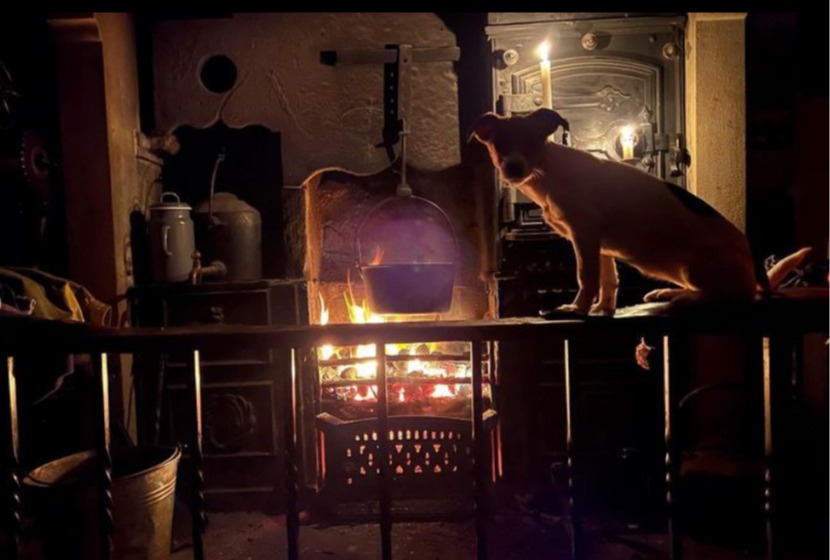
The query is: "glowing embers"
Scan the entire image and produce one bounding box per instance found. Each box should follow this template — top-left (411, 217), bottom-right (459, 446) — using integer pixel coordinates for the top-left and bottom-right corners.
top-left (316, 296), bottom-right (490, 419)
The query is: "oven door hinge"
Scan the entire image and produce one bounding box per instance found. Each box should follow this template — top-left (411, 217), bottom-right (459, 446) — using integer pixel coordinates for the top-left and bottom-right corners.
top-left (653, 132), bottom-right (691, 177)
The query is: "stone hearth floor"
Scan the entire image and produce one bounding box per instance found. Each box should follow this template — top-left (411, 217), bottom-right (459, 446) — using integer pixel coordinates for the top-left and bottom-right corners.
top-left (168, 511), bottom-right (767, 560)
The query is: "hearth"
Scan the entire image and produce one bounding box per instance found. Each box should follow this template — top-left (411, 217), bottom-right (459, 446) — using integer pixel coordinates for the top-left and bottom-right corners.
top-left (301, 162), bottom-right (499, 516)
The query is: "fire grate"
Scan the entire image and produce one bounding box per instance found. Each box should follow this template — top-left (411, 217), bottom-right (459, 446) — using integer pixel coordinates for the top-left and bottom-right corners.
top-left (315, 413), bottom-right (498, 517)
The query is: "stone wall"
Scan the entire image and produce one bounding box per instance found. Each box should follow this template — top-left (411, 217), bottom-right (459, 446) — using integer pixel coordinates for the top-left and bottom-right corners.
top-left (152, 13), bottom-right (461, 185)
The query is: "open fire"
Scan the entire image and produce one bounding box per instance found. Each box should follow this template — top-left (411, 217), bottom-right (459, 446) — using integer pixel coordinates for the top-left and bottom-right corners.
top-left (316, 295), bottom-right (491, 420)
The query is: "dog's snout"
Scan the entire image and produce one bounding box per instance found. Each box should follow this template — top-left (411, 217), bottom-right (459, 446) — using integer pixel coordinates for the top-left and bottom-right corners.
top-left (502, 157), bottom-right (527, 181)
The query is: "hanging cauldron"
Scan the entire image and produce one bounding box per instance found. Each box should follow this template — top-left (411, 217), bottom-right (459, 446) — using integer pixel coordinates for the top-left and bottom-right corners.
top-left (355, 192), bottom-right (457, 315)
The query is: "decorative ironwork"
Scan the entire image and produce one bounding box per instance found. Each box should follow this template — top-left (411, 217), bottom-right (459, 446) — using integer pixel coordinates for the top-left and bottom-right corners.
top-left (204, 393), bottom-right (258, 452)
top-left (316, 413), bottom-right (498, 502)
top-left (471, 340), bottom-right (489, 560)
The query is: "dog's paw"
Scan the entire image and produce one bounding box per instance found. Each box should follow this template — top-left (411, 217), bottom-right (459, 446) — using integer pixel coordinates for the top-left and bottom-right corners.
top-left (589, 303), bottom-right (616, 317)
top-left (556, 303), bottom-right (589, 314)
top-left (588, 305), bottom-right (617, 317)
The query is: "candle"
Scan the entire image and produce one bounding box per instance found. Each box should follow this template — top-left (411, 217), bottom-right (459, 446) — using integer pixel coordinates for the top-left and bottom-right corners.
top-left (620, 125), bottom-right (636, 160)
top-left (537, 41), bottom-right (552, 109)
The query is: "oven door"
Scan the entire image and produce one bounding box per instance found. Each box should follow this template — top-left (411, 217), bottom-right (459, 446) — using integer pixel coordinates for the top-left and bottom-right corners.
top-left (488, 14), bottom-right (687, 232)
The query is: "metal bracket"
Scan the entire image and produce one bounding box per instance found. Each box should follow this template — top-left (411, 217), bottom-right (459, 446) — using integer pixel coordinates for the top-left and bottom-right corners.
top-left (320, 44), bottom-right (460, 161)
top-left (498, 93), bottom-right (542, 115)
top-left (653, 132), bottom-right (690, 177)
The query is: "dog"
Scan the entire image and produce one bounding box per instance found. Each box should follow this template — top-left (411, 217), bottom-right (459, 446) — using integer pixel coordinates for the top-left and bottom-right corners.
top-left (470, 108), bottom-right (810, 315)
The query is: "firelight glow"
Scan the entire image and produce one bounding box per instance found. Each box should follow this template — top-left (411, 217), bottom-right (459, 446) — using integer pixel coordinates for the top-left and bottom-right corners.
top-left (316, 293), bottom-right (470, 404)
top-left (620, 125), bottom-right (636, 160)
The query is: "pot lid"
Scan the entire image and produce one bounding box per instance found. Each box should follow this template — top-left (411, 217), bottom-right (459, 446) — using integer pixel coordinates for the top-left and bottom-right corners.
top-left (149, 192), bottom-right (191, 211)
top-left (194, 192), bottom-right (258, 214)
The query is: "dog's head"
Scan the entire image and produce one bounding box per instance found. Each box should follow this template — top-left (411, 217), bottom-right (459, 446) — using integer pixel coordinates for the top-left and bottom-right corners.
top-left (468, 109), bottom-right (569, 184)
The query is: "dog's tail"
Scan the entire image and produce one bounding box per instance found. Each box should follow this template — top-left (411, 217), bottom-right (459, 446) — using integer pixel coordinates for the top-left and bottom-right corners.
top-left (756, 247), bottom-right (812, 295)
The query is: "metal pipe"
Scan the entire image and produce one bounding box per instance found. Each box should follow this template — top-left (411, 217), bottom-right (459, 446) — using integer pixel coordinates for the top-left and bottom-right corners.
top-left (471, 340), bottom-right (488, 560)
top-left (187, 351), bottom-right (205, 560)
top-left (376, 344), bottom-right (393, 560)
top-left (95, 353), bottom-right (113, 560)
top-left (564, 339), bottom-right (584, 560)
top-left (285, 349), bottom-right (301, 560)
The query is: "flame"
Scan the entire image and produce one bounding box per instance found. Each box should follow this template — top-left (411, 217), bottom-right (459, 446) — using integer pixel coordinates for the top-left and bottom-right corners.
top-left (370, 246), bottom-right (384, 266)
top-left (355, 344), bottom-right (378, 379)
top-left (319, 293), bottom-right (329, 326)
top-left (342, 278), bottom-right (384, 324)
top-left (431, 384), bottom-right (455, 399)
top-left (537, 40), bottom-right (551, 62)
top-left (620, 125), bottom-right (636, 145)
top-left (319, 345), bottom-right (335, 360)
top-left (317, 289), bottom-right (468, 404)
top-left (318, 295), bottom-right (335, 360)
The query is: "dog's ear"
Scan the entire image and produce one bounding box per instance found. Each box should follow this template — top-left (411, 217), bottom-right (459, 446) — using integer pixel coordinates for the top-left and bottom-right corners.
top-left (529, 108), bottom-right (570, 138)
top-left (467, 112), bottom-right (500, 145)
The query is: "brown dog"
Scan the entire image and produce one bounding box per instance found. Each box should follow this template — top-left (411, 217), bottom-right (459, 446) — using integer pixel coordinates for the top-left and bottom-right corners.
top-left (470, 108), bottom-right (808, 315)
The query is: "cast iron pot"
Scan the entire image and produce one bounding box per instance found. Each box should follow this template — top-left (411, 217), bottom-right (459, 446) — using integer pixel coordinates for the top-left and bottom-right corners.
top-left (361, 262), bottom-right (456, 314)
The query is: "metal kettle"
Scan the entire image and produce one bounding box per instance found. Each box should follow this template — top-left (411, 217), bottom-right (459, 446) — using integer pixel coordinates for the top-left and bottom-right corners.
top-left (147, 192), bottom-right (195, 283)
top-left (193, 191), bottom-right (262, 282)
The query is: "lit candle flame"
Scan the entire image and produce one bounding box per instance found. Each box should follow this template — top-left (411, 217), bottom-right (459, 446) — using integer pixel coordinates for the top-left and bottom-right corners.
top-left (620, 125), bottom-right (636, 160)
top-left (537, 40), bottom-right (551, 62)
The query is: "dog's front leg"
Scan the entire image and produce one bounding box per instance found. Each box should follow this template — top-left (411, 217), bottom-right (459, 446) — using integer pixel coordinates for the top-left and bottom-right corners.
top-left (558, 230), bottom-right (601, 314)
top-left (591, 255), bottom-right (618, 316)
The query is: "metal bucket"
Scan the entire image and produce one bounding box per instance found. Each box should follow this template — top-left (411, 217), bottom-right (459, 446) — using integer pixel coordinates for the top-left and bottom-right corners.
top-left (24, 445), bottom-right (181, 560)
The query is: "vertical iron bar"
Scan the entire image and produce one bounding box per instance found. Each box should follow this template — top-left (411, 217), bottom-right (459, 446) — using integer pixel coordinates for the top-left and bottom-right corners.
top-left (153, 354), bottom-right (166, 446)
top-left (471, 340), bottom-right (488, 560)
top-left (563, 339), bottom-right (584, 560)
top-left (762, 337), bottom-right (774, 560)
top-left (663, 336), bottom-right (682, 560)
top-left (95, 353), bottom-right (114, 560)
top-left (2, 357), bottom-right (20, 560)
top-left (187, 350), bottom-right (205, 560)
top-left (376, 343), bottom-right (393, 560)
top-left (284, 349), bottom-right (300, 560)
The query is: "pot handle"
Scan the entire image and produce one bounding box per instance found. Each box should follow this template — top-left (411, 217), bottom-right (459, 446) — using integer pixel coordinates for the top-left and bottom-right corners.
top-left (162, 226), bottom-right (172, 256)
top-left (160, 192), bottom-right (181, 204)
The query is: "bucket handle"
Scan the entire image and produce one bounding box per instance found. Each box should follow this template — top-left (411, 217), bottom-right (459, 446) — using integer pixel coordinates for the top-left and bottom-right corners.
top-left (354, 194), bottom-right (459, 269)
